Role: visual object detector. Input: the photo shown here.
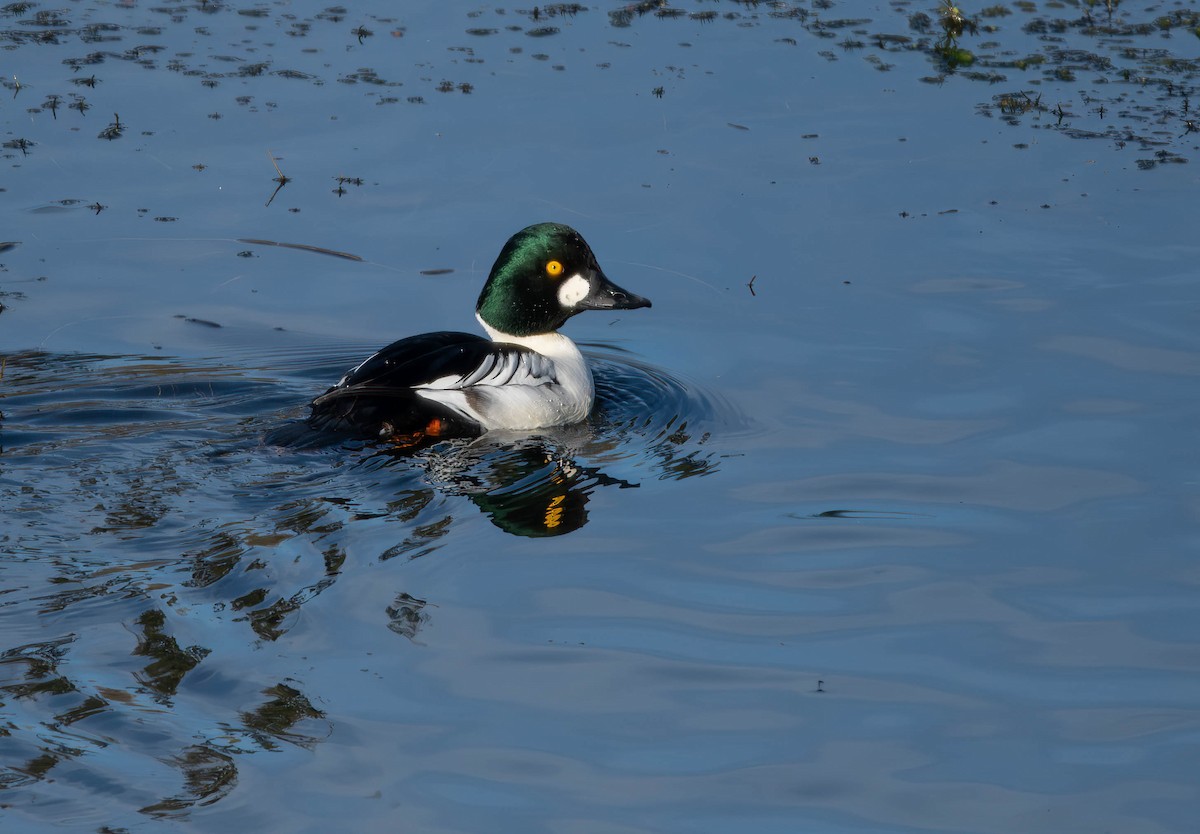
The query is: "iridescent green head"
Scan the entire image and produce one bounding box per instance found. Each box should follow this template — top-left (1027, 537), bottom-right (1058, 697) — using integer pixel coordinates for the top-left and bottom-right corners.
top-left (476, 223), bottom-right (651, 337)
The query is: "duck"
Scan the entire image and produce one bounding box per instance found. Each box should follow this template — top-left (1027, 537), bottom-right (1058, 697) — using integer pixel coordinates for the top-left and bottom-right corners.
top-left (307, 222), bottom-right (652, 441)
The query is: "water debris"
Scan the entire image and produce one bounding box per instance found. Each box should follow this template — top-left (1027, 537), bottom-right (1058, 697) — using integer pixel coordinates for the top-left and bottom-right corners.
top-left (41, 93), bottom-right (61, 118)
top-left (532, 4), bottom-right (586, 19)
top-left (0, 242), bottom-right (19, 253)
top-left (97, 112), bottom-right (124, 140)
top-left (175, 315), bottom-right (223, 328)
top-left (935, 44), bottom-right (975, 68)
top-left (419, 269), bottom-right (454, 276)
top-left (930, 0), bottom-right (978, 70)
top-left (351, 26), bottom-right (372, 44)
top-left (3, 137), bottom-right (33, 155)
top-left (746, 275), bottom-right (757, 297)
top-left (938, 1), bottom-right (977, 40)
top-left (265, 150), bottom-right (290, 207)
top-left (996, 90), bottom-right (1042, 115)
top-left (727, 122), bottom-right (749, 131)
top-left (386, 593), bottom-right (429, 639)
top-left (429, 78), bottom-right (472, 94)
top-left (609, 0), bottom-right (666, 28)
top-left (332, 175), bottom-right (364, 197)
top-left (237, 239), bottom-right (364, 262)
top-left (795, 509), bottom-right (931, 520)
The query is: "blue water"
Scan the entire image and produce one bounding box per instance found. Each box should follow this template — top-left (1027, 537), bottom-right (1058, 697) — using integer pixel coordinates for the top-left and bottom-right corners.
top-left (3, 2), bottom-right (1199, 832)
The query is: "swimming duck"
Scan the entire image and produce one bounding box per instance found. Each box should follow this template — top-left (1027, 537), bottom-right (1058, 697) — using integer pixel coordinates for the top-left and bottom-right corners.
top-left (308, 222), bottom-right (651, 441)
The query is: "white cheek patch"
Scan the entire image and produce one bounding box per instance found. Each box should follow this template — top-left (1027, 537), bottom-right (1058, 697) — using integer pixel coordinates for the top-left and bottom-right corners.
top-left (557, 273), bottom-right (591, 307)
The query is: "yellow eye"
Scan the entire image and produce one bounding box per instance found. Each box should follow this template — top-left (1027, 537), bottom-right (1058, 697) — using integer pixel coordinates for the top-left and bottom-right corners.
top-left (545, 260), bottom-right (564, 278)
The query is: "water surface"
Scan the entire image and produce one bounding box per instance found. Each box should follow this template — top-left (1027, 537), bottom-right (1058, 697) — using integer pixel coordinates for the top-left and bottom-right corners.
top-left (3, 2), bottom-right (1199, 832)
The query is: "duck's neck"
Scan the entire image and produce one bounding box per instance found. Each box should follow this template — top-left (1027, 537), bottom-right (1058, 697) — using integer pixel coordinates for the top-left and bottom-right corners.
top-left (477, 313), bottom-right (576, 357)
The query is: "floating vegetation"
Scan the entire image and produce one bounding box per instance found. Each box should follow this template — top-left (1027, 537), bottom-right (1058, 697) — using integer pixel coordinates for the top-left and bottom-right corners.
top-left (331, 174), bottom-right (362, 196)
top-left (274, 69), bottom-right (317, 81)
top-left (338, 68), bottom-right (401, 86)
top-left (609, 0), bottom-right (668, 29)
top-left (3, 137), bottom-right (33, 155)
top-left (598, 0), bottom-right (1200, 168)
top-left (2, 0), bottom-right (1197, 169)
top-left (97, 112), bottom-right (124, 140)
top-left (533, 3), bottom-right (587, 18)
top-left (932, 1), bottom-right (978, 69)
top-left (995, 89), bottom-right (1042, 115)
top-left (935, 43), bottom-right (975, 68)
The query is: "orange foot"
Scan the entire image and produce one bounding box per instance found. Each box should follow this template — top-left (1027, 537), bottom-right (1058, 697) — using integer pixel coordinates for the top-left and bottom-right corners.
top-left (386, 418), bottom-right (447, 449)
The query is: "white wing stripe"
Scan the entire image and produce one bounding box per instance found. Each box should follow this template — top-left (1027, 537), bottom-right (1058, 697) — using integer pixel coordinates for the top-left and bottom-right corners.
top-left (419, 349), bottom-right (556, 391)
top-left (460, 352), bottom-right (497, 387)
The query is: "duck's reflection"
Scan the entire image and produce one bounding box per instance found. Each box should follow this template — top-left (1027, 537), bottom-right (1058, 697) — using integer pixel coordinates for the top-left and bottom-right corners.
top-left (369, 427), bottom-right (641, 537)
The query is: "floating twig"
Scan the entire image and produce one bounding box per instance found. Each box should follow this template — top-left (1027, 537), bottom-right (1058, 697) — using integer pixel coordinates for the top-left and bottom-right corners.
top-left (265, 150), bottom-right (291, 207)
top-left (238, 238), bottom-right (364, 262)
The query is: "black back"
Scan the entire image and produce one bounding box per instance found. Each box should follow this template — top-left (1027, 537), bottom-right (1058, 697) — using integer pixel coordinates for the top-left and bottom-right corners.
top-left (306, 331), bottom-right (537, 439)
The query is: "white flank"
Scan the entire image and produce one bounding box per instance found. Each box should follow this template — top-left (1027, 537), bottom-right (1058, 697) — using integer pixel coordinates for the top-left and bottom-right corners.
top-left (412, 315), bottom-right (596, 431)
